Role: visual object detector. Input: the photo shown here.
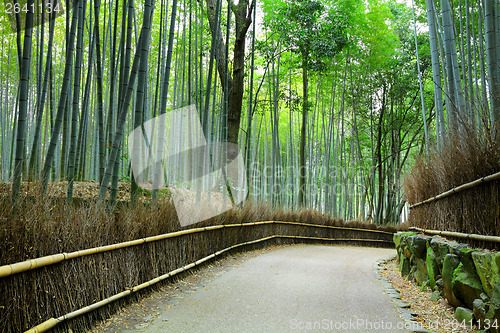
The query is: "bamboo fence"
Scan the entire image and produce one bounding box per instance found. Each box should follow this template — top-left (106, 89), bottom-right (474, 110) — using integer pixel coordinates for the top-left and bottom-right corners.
top-left (0, 221), bottom-right (395, 333)
top-left (0, 221), bottom-right (393, 279)
top-left (409, 227), bottom-right (500, 243)
top-left (408, 170), bottom-right (500, 239)
top-left (409, 171), bottom-right (500, 209)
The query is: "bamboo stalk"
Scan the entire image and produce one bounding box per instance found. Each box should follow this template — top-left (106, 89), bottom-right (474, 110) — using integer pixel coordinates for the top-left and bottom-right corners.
top-left (0, 253), bottom-right (65, 277)
top-left (23, 318), bottom-right (60, 333)
top-left (277, 235), bottom-right (394, 244)
top-left (410, 171), bottom-right (500, 209)
top-left (409, 227), bottom-right (500, 243)
top-left (1, 221), bottom-right (393, 278)
top-left (24, 234), bottom-right (389, 333)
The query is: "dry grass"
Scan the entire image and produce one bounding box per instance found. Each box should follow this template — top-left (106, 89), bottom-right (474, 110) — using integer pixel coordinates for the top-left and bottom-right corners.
top-left (404, 133), bottom-right (500, 242)
top-left (0, 182), bottom-right (401, 332)
top-left (404, 132), bottom-right (500, 204)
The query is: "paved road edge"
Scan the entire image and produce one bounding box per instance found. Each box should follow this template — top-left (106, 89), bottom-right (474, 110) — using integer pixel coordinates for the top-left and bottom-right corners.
top-left (373, 255), bottom-right (432, 333)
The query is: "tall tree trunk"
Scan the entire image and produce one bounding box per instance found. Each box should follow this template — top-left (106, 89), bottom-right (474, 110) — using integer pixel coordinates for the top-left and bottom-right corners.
top-left (28, 7), bottom-right (56, 181)
top-left (94, 0), bottom-right (105, 183)
top-left (12, 0), bottom-right (35, 204)
top-left (485, 0), bottom-right (500, 144)
top-left (205, 0), bottom-right (255, 145)
top-left (41, 0), bottom-right (79, 194)
top-left (109, 0), bottom-right (134, 205)
top-left (298, 54), bottom-right (308, 207)
top-left (227, 0), bottom-right (254, 145)
top-left (425, 0), bottom-right (446, 147)
top-left (67, 0), bottom-right (86, 202)
top-left (106, 0), bottom-right (120, 154)
top-left (375, 85), bottom-right (387, 224)
top-left (203, 0), bottom-right (222, 137)
top-left (75, 33), bottom-right (94, 180)
top-left (412, 0), bottom-right (429, 152)
top-left (244, 3), bottom-right (256, 198)
top-left (99, 0), bottom-right (155, 204)
top-left (441, 0), bottom-right (466, 134)
top-left (465, 0), bottom-right (475, 128)
top-left (130, 0), bottom-right (152, 206)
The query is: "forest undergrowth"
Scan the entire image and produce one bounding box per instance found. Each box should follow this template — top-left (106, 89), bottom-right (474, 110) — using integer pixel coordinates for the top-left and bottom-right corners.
top-left (0, 182), bottom-right (401, 266)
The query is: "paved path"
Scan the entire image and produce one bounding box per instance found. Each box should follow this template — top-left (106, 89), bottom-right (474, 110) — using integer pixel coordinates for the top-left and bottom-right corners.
top-left (142, 245), bottom-right (408, 332)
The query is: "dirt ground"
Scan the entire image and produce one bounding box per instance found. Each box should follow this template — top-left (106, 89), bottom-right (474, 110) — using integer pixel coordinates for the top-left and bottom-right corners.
top-left (379, 257), bottom-right (478, 333)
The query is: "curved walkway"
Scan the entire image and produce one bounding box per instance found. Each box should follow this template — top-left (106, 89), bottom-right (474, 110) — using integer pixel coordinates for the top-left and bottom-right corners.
top-left (142, 245), bottom-right (408, 332)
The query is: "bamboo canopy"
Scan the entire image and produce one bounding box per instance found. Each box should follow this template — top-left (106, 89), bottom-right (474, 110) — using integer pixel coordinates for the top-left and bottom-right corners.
top-left (409, 171), bottom-right (500, 209)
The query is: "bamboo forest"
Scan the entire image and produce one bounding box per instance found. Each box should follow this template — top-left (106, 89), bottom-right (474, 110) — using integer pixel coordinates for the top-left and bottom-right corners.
top-left (1, 0), bottom-right (500, 223)
top-left (4, 0), bottom-right (500, 331)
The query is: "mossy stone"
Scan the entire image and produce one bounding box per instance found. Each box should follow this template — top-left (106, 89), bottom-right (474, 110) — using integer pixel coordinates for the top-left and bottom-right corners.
top-left (415, 258), bottom-right (428, 286)
top-left (483, 282), bottom-right (500, 333)
top-left (458, 248), bottom-right (477, 271)
top-left (430, 290), bottom-right (440, 302)
top-left (448, 241), bottom-right (469, 256)
top-left (472, 251), bottom-right (500, 298)
top-left (409, 265), bottom-right (417, 281)
top-left (430, 237), bottom-right (449, 274)
top-left (473, 298), bottom-right (486, 322)
top-left (491, 282), bottom-right (500, 307)
top-left (403, 245), bottom-right (411, 259)
top-left (393, 232), bottom-right (404, 249)
top-left (442, 254), bottom-right (462, 307)
top-left (435, 277), bottom-right (444, 294)
top-left (426, 247), bottom-right (439, 289)
top-left (452, 262), bottom-right (484, 308)
top-left (454, 307), bottom-right (474, 326)
top-left (400, 252), bottom-right (411, 276)
top-left (407, 235), bottom-right (428, 259)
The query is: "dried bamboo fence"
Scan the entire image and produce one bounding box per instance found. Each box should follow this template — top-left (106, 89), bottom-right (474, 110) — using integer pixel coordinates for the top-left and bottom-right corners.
top-left (0, 221), bottom-right (394, 333)
top-left (408, 171), bottom-right (500, 241)
top-left (409, 227), bottom-right (500, 244)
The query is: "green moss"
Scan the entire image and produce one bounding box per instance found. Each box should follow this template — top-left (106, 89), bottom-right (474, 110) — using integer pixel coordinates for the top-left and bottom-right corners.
top-left (452, 262), bottom-right (484, 308)
top-left (426, 247), bottom-right (439, 289)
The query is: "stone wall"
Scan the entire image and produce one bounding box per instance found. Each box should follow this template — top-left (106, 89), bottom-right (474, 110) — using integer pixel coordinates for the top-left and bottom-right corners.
top-left (394, 232), bottom-right (500, 332)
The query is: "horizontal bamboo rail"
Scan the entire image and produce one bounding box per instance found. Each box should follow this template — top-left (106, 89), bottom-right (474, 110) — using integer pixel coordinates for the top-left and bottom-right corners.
top-left (279, 235), bottom-right (394, 244)
top-left (273, 221), bottom-right (393, 235)
top-left (0, 221), bottom-right (393, 278)
top-left (24, 234), bottom-right (391, 333)
top-left (409, 171), bottom-right (500, 209)
top-left (409, 227), bottom-right (500, 243)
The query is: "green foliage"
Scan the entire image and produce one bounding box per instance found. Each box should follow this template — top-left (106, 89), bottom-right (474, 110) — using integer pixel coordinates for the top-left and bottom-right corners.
top-left (0, 0), bottom-right (436, 222)
top-left (263, 0), bottom-right (348, 70)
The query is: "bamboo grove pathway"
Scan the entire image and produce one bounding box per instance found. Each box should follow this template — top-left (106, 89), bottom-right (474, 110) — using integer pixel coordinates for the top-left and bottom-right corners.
top-left (98, 245), bottom-right (410, 332)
